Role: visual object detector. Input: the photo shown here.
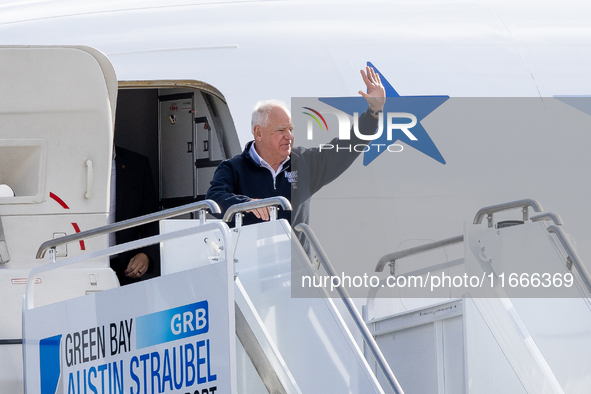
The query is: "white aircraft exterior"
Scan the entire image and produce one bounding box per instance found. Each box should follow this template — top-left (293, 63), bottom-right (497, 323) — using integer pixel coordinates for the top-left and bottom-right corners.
top-left (1, 1), bottom-right (591, 393)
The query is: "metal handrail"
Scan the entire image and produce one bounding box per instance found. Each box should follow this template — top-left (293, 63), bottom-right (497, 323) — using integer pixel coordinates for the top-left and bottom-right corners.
top-left (473, 198), bottom-right (544, 227)
top-left (531, 212), bottom-right (564, 226)
top-left (27, 221), bottom-right (232, 310)
top-left (547, 225), bottom-right (591, 292)
top-left (36, 200), bottom-right (220, 259)
top-left (295, 223), bottom-right (405, 394)
top-left (375, 235), bottom-right (464, 274)
top-left (222, 196), bottom-right (292, 223)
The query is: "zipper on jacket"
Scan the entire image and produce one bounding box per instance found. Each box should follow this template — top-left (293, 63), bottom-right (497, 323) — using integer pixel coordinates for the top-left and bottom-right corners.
top-left (274, 166), bottom-right (289, 190)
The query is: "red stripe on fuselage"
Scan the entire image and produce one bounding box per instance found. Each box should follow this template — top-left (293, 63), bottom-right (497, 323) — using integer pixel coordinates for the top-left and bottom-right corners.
top-left (71, 223), bottom-right (86, 251)
top-left (49, 192), bottom-right (70, 209)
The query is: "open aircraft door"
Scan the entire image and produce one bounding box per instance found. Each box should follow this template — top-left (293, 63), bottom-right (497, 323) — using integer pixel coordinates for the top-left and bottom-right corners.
top-left (0, 46), bottom-right (120, 392)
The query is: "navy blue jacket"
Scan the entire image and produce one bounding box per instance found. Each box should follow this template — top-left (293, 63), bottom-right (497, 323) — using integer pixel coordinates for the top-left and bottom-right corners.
top-left (206, 110), bottom-right (378, 228)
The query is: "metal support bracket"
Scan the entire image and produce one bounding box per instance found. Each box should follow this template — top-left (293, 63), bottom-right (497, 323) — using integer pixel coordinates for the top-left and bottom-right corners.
top-left (48, 247), bottom-right (56, 264)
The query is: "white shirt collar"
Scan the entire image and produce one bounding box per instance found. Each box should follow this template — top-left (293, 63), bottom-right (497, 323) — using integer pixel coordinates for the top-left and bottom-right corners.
top-left (249, 142), bottom-right (290, 178)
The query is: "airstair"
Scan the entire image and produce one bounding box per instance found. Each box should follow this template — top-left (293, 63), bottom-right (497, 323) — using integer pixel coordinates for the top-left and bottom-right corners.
top-left (23, 197), bottom-right (402, 394)
top-left (22, 197), bottom-right (591, 394)
top-left (358, 199), bottom-right (591, 393)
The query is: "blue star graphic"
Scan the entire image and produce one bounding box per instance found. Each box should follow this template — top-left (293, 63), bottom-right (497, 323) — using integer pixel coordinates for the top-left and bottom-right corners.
top-left (319, 62), bottom-right (449, 165)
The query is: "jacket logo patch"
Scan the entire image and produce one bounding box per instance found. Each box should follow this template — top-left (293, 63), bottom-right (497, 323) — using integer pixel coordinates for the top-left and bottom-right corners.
top-left (285, 170), bottom-right (298, 184)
